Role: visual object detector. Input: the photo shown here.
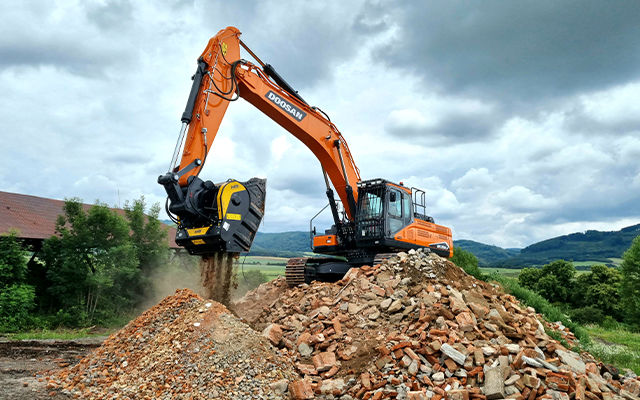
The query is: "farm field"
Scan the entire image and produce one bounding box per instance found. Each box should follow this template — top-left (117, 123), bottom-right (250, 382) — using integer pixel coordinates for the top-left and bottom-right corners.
top-left (235, 256), bottom-right (287, 280)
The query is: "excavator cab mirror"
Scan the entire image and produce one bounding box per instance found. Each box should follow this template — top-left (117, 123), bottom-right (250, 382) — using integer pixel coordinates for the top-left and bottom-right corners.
top-left (389, 191), bottom-right (397, 203)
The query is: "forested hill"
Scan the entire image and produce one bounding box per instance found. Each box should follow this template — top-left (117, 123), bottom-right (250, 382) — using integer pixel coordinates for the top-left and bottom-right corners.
top-left (453, 240), bottom-right (520, 266)
top-left (497, 223), bottom-right (640, 266)
top-left (248, 231), bottom-right (311, 257)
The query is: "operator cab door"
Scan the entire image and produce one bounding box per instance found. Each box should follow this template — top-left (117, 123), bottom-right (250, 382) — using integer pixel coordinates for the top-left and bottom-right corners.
top-left (386, 188), bottom-right (412, 237)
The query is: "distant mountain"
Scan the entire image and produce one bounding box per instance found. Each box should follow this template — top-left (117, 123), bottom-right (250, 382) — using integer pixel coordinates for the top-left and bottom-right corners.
top-left (248, 231), bottom-right (311, 257)
top-left (453, 240), bottom-right (520, 266)
top-left (498, 224), bottom-right (640, 267)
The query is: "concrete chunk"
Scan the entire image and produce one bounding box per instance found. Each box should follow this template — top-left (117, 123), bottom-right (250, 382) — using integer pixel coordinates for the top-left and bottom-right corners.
top-left (441, 343), bottom-right (467, 365)
top-left (484, 366), bottom-right (505, 400)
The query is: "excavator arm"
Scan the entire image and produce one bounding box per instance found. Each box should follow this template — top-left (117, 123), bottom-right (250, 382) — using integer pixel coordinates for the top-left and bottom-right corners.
top-left (158, 26), bottom-right (363, 255)
top-left (168, 26), bottom-right (360, 219)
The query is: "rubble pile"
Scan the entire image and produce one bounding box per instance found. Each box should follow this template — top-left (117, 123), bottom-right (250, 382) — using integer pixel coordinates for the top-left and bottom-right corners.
top-left (237, 249), bottom-right (639, 400)
top-left (49, 289), bottom-right (297, 399)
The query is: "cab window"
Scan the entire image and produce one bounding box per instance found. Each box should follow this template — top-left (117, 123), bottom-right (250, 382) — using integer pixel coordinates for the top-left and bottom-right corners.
top-left (388, 189), bottom-right (404, 233)
top-left (388, 189), bottom-right (402, 217)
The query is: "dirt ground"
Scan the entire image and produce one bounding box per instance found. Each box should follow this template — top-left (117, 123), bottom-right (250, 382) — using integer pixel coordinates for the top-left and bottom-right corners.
top-left (0, 337), bottom-right (105, 399)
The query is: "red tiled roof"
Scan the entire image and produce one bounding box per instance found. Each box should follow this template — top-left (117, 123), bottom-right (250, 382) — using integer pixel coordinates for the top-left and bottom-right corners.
top-left (0, 191), bottom-right (179, 249)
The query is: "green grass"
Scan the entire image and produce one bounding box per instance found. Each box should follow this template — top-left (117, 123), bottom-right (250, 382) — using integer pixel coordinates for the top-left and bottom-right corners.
top-left (480, 267), bottom-right (521, 277)
top-left (5, 327), bottom-right (114, 340)
top-left (584, 325), bottom-right (640, 374)
top-left (236, 256), bottom-right (287, 281)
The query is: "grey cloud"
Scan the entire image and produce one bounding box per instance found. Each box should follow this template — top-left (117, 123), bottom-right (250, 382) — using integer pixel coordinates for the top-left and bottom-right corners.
top-left (373, 1), bottom-right (640, 105)
top-left (85, 0), bottom-right (133, 31)
top-left (199, 1), bottom-right (368, 91)
top-left (0, 39), bottom-right (131, 75)
top-left (385, 108), bottom-right (500, 142)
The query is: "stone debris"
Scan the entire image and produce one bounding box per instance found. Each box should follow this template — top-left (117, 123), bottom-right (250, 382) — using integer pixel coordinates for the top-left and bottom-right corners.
top-left (47, 249), bottom-right (640, 399)
top-left (237, 249), bottom-right (639, 399)
top-left (48, 289), bottom-right (297, 399)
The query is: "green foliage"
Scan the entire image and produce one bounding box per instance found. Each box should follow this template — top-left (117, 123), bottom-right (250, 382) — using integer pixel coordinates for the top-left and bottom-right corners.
top-left (573, 264), bottom-right (622, 318)
top-left (41, 199), bottom-right (140, 326)
top-left (451, 248), bottom-right (485, 279)
top-left (0, 232), bottom-right (36, 331)
top-left (621, 235), bottom-right (640, 327)
top-left (124, 197), bottom-right (169, 272)
top-left (517, 260), bottom-right (575, 303)
top-left (0, 284), bottom-right (36, 331)
top-left (0, 230), bottom-right (29, 285)
top-left (518, 267), bottom-right (543, 290)
top-left (570, 306), bottom-right (605, 324)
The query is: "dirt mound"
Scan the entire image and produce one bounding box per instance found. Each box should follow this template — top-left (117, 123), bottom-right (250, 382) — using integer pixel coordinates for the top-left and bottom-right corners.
top-left (235, 249), bottom-right (640, 399)
top-left (49, 289), bottom-right (297, 399)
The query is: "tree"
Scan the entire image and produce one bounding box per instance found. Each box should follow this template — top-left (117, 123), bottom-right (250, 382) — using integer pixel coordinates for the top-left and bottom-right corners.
top-left (124, 197), bottom-right (169, 302)
top-left (0, 231), bottom-right (36, 330)
top-left (572, 264), bottom-right (622, 318)
top-left (518, 267), bottom-right (543, 290)
top-left (539, 260), bottom-right (575, 303)
top-left (516, 260), bottom-right (575, 304)
top-left (124, 197), bottom-right (169, 273)
top-left (620, 235), bottom-right (640, 327)
top-left (41, 200), bottom-right (139, 324)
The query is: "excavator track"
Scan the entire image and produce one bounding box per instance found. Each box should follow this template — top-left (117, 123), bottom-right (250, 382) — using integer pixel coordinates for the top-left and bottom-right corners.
top-left (285, 257), bottom-right (308, 287)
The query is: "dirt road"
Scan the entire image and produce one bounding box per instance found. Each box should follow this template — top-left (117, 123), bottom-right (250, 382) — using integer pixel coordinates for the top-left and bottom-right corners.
top-left (0, 337), bottom-right (104, 399)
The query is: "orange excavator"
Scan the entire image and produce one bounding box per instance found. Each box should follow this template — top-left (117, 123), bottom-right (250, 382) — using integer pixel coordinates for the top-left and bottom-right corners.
top-left (158, 26), bottom-right (453, 286)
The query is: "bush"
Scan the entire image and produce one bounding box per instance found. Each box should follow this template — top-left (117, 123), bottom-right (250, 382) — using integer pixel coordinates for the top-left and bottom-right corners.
top-left (621, 235), bottom-right (640, 327)
top-left (518, 267), bottom-right (542, 290)
top-left (451, 248), bottom-right (485, 279)
top-left (570, 306), bottom-right (605, 324)
top-left (0, 232), bottom-right (36, 331)
top-left (573, 264), bottom-right (622, 319)
top-left (0, 284), bottom-right (36, 331)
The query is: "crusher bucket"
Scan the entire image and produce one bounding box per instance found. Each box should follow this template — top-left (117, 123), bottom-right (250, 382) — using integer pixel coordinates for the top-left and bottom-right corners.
top-left (162, 176), bottom-right (267, 255)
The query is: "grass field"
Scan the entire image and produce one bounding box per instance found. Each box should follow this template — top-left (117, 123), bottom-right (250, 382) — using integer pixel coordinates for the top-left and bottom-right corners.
top-left (584, 325), bottom-right (640, 374)
top-left (235, 256), bottom-right (287, 280)
top-left (480, 267), bottom-right (522, 277)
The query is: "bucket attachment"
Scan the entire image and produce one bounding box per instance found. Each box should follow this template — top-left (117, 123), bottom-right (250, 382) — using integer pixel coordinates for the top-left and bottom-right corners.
top-left (165, 177), bottom-right (266, 255)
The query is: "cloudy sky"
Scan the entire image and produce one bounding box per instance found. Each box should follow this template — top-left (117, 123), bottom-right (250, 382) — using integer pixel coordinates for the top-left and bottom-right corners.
top-left (2, 0), bottom-right (639, 248)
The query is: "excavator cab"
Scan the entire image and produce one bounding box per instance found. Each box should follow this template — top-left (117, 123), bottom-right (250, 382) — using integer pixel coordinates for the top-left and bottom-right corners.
top-left (313, 179), bottom-right (452, 260)
top-left (355, 179), bottom-right (413, 244)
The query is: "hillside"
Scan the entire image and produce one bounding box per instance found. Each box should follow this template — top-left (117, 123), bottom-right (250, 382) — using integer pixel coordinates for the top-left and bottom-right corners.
top-left (453, 239), bottom-right (520, 266)
top-left (498, 223), bottom-right (640, 266)
top-left (248, 231), bottom-right (311, 257)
